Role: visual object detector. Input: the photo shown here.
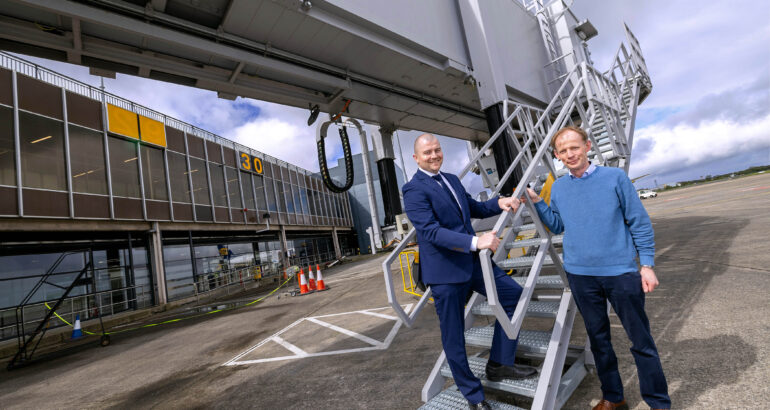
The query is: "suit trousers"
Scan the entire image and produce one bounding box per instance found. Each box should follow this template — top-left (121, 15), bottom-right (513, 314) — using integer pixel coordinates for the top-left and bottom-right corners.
top-left (430, 262), bottom-right (523, 404)
top-left (566, 271), bottom-right (671, 409)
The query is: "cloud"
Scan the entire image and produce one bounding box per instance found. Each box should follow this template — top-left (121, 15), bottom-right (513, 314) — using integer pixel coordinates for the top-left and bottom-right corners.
top-left (629, 112), bottom-right (770, 180)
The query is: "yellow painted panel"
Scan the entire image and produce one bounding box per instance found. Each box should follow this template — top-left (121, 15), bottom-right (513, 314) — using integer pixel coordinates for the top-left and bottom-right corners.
top-left (107, 104), bottom-right (139, 139)
top-left (139, 115), bottom-right (167, 147)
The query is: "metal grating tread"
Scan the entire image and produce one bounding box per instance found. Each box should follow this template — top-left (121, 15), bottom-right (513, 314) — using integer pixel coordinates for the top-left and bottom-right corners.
top-left (472, 300), bottom-right (560, 318)
top-left (420, 388), bottom-right (526, 410)
top-left (497, 253), bottom-right (562, 269)
top-left (440, 357), bottom-right (538, 397)
top-left (513, 275), bottom-right (564, 289)
top-left (465, 327), bottom-right (551, 354)
top-left (515, 223), bottom-right (536, 231)
top-left (505, 234), bottom-right (563, 249)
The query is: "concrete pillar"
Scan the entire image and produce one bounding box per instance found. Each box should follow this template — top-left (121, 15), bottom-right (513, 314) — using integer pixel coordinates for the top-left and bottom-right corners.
top-left (279, 224), bottom-right (289, 268)
top-left (332, 226), bottom-right (342, 259)
top-left (149, 222), bottom-right (167, 305)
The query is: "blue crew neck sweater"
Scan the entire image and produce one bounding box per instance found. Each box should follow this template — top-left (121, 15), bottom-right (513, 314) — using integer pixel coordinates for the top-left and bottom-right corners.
top-left (534, 166), bottom-right (655, 276)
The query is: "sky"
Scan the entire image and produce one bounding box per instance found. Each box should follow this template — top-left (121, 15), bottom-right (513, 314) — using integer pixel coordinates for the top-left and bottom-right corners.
top-left (9, 0), bottom-right (769, 191)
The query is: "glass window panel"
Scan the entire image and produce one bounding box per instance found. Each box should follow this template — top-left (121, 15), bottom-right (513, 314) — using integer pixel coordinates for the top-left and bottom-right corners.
top-left (307, 188), bottom-right (315, 215)
top-left (300, 188), bottom-right (309, 215)
top-left (253, 174), bottom-right (266, 211)
top-left (69, 124), bottom-right (107, 194)
top-left (0, 106), bottom-right (15, 186)
top-left (275, 180), bottom-right (287, 212)
top-left (162, 244), bottom-right (194, 301)
top-left (208, 163), bottom-right (226, 207)
top-left (167, 152), bottom-right (190, 203)
top-left (108, 136), bottom-right (141, 198)
top-left (140, 145), bottom-right (168, 200)
top-left (264, 177), bottom-right (277, 212)
top-left (281, 181), bottom-right (294, 213)
top-left (189, 157), bottom-right (211, 205)
top-left (19, 111), bottom-right (66, 190)
top-left (226, 167), bottom-right (241, 208)
top-left (240, 171), bottom-right (255, 210)
top-left (290, 185), bottom-right (301, 215)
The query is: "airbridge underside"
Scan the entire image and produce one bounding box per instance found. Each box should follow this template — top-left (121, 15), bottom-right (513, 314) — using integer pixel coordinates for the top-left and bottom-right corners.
top-left (0, 0), bottom-right (551, 141)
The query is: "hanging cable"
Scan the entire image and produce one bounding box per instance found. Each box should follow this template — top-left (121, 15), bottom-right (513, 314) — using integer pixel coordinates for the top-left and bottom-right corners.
top-left (317, 122), bottom-right (354, 193)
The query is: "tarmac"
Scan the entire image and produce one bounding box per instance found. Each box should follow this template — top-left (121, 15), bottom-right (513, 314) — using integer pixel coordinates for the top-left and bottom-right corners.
top-left (0, 172), bottom-right (768, 409)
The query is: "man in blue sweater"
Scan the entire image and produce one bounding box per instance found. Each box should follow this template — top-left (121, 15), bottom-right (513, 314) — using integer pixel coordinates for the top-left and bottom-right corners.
top-left (519, 126), bottom-right (670, 410)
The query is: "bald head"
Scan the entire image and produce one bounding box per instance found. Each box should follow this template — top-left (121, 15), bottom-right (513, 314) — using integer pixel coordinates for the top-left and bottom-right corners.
top-left (413, 133), bottom-right (443, 173)
top-left (414, 133), bottom-right (439, 154)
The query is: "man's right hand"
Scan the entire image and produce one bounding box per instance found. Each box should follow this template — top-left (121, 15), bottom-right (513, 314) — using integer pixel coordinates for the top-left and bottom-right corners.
top-left (477, 231), bottom-right (500, 252)
top-left (522, 188), bottom-right (542, 204)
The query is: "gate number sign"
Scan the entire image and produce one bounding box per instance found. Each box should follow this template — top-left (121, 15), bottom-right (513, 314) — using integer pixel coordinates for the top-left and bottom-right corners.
top-left (239, 152), bottom-right (264, 174)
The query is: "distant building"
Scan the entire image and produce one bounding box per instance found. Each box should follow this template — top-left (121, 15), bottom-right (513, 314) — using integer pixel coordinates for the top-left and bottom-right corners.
top-left (324, 151), bottom-right (406, 253)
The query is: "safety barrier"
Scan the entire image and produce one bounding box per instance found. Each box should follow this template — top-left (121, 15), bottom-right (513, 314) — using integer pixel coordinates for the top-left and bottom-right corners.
top-left (0, 284), bottom-right (150, 341)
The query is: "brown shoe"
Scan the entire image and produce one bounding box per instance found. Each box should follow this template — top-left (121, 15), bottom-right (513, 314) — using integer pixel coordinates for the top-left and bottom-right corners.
top-left (592, 399), bottom-right (629, 410)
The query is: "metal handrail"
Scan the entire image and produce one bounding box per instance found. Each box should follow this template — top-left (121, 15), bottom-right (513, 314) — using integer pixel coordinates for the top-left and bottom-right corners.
top-left (480, 72), bottom-right (586, 339)
top-left (0, 284), bottom-right (149, 341)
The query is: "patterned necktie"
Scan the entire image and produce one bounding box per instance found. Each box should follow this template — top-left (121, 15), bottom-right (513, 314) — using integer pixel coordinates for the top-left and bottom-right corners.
top-left (432, 174), bottom-right (461, 214)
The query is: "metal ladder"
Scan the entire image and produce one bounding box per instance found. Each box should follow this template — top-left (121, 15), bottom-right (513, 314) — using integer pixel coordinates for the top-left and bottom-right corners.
top-left (381, 25), bottom-right (652, 410)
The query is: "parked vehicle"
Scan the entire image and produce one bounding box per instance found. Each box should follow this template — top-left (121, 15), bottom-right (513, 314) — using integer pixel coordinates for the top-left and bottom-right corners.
top-left (638, 189), bottom-right (658, 199)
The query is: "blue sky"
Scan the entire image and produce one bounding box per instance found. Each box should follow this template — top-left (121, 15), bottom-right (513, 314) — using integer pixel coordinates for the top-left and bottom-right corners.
top-left (11, 0), bottom-right (769, 192)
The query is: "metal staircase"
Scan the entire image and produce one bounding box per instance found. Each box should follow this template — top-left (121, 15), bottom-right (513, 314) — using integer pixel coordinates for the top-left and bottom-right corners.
top-left (381, 23), bottom-right (651, 410)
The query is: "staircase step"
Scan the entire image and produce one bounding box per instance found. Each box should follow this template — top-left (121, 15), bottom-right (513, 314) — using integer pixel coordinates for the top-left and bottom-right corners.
top-left (497, 253), bottom-right (562, 269)
top-left (472, 300), bottom-right (560, 318)
top-left (440, 357), bottom-right (539, 398)
top-left (516, 223), bottom-right (536, 231)
top-left (420, 388), bottom-right (526, 410)
top-left (513, 275), bottom-right (564, 289)
top-left (505, 234), bottom-right (563, 249)
top-left (465, 327), bottom-right (551, 354)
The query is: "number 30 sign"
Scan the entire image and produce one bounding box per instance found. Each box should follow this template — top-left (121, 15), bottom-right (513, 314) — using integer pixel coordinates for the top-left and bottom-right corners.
top-left (239, 152), bottom-right (263, 174)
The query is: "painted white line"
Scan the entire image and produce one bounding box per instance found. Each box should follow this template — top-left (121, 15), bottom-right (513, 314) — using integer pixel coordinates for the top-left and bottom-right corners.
top-left (306, 317), bottom-right (383, 347)
top-left (223, 318), bottom-right (304, 365)
top-left (222, 304), bottom-right (414, 366)
top-left (272, 336), bottom-right (308, 357)
top-left (358, 310), bottom-right (398, 321)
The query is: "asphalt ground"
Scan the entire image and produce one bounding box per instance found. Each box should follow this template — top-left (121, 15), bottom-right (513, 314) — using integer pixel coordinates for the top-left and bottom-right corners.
top-left (0, 172), bottom-right (768, 409)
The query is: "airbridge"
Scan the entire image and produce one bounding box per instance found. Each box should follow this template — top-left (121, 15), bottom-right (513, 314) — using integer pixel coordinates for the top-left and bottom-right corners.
top-left (0, 0), bottom-right (566, 141)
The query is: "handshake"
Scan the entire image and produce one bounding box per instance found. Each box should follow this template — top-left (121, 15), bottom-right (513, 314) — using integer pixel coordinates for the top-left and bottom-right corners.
top-left (479, 188), bottom-right (542, 252)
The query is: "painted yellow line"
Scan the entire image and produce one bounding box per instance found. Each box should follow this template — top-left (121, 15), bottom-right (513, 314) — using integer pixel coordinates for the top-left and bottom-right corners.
top-left (45, 274), bottom-right (297, 336)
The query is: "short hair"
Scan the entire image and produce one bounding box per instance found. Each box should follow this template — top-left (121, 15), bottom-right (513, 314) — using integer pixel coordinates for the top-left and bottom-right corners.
top-left (550, 126), bottom-right (588, 149)
top-left (414, 133), bottom-right (438, 154)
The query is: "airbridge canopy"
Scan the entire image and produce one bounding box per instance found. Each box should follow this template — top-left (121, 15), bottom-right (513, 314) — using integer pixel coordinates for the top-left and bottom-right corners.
top-left (0, 0), bottom-right (553, 141)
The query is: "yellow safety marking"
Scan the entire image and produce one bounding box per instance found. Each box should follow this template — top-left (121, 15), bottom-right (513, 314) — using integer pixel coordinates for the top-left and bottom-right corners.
top-left (398, 250), bottom-right (432, 301)
top-left (139, 115), bottom-right (167, 147)
top-left (45, 274), bottom-right (297, 336)
top-left (540, 172), bottom-right (555, 205)
top-left (106, 103), bottom-right (139, 139)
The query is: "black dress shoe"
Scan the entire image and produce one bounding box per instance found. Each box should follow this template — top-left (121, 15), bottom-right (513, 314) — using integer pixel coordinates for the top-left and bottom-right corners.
top-left (485, 360), bottom-right (538, 381)
top-left (467, 399), bottom-right (492, 410)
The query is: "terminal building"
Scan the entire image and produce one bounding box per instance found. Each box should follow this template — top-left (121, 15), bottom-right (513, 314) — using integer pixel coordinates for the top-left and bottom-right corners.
top-left (0, 52), bottom-right (356, 339)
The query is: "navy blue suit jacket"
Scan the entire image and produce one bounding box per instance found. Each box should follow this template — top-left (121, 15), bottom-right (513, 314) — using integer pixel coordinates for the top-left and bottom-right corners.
top-left (402, 170), bottom-right (504, 285)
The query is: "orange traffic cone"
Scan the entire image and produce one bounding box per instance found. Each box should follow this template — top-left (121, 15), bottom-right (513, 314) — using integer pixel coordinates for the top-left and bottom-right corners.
top-left (316, 264), bottom-right (327, 291)
top-left (298, 268), bottom-right (311, 295)
top-left (307, 265), bottom-right (317, 291)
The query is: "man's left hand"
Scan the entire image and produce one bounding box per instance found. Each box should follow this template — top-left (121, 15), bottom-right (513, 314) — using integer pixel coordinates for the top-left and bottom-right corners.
top-left (498, 196), bottom-right (520, 212)
top-left (640, 266), bottom-right (659, 293)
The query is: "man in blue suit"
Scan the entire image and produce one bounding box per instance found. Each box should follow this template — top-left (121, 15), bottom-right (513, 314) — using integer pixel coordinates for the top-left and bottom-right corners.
top-left (403, 133), bottom-right (536, 409)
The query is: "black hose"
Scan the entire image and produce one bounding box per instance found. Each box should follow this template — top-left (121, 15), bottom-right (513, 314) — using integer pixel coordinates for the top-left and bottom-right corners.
top-left (318, 125), bottom-right (354, 193)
